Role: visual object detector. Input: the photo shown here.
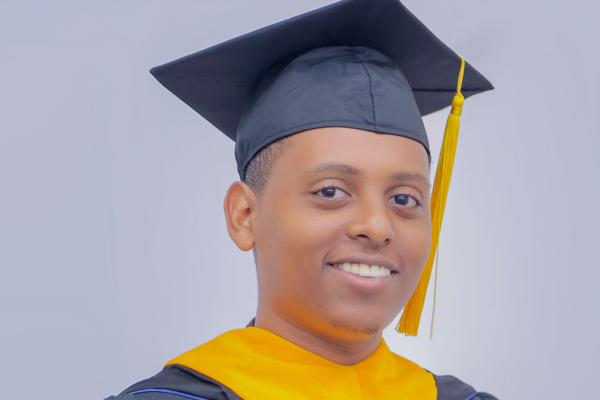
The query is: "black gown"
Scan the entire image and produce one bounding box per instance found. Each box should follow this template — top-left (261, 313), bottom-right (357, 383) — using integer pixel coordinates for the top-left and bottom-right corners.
top-left (106, 320), bottom-right (498, 400)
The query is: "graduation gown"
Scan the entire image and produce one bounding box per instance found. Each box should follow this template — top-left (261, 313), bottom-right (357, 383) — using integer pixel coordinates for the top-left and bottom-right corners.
top-left (106, 321), bottom-right (497, 400)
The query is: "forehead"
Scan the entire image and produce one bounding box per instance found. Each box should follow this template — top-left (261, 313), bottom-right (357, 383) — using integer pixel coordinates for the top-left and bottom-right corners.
top-left (276, 127), bottom-right (430, 179)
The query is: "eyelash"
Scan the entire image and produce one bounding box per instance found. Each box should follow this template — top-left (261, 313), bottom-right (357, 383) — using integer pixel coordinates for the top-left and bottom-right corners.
top-left (312, 184), bottom-right (348, 199)
top-left (390, 193), bottom-right (423, 207)
top-left (313, 185), bottom-right (422, 207)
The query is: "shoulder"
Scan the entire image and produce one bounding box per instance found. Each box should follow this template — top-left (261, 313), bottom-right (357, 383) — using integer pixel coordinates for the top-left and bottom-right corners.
top-left (387, 346), bottom-right (498, 400)
top-left (433, 374), bottom-right (499, 400)
top-left (105, 364), bottom-right (242, 400)
top-left (105, 356), bottom-right (499, 400)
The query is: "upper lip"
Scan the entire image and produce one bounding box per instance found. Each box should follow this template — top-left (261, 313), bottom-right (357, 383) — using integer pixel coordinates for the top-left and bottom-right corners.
top-left (327, 254), bottom-right (401, 274)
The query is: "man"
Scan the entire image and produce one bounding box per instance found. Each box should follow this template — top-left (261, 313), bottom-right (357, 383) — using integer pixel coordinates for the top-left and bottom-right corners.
top-left (107, 0), bottom-right (496, 399)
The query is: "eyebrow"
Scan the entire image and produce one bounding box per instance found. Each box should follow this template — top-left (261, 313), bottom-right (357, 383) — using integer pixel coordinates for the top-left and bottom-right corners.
top-left (307, 163), bottom-right (360, 176)
top-left (305, 163), bottom-right (431, 187)
top-left (391, 172), bottom-right (431, 187)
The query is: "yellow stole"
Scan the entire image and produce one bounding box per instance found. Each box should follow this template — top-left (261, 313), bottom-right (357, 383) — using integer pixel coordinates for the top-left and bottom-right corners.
top-left (167, 327), bottom-right (437, 400)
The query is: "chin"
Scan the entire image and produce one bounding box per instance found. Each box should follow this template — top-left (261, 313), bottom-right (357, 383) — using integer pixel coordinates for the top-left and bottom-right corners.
top-left (324, 308), bottom-right (395, 339)
top-left (328, 319), bottom-right (382, 337)
top-left (316, 295), bottom-right (401, 338)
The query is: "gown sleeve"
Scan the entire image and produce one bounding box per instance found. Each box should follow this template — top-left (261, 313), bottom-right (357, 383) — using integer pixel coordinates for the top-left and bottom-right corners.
top-left (105, 364), bottom-right (243, 400)
top-left (433, 374), bottom-right (499, 400)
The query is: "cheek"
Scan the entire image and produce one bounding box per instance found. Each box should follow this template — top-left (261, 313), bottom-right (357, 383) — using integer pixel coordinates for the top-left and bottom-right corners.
top-left (397, 218), bottom-right (432, 283)
top-left (255, 203), bottom-right (343, 290)
top-left (277, 207), bottom-right (344, 272)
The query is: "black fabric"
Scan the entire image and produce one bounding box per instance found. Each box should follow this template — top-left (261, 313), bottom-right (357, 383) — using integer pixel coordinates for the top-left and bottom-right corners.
top-left (434, 374), bottom-right (499, 400)
top-left (150, 0), bottom-right (493, 179)
top-left (106, 394), bottom-right (191, 400)
top-left (233, 46), bottom-right (429, 179)
top-left (112, 364), bottom-right (243, 400)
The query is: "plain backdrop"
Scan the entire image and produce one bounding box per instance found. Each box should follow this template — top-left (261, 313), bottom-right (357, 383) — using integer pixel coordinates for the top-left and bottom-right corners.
top-left (1, 0), bottom-right (599, 399)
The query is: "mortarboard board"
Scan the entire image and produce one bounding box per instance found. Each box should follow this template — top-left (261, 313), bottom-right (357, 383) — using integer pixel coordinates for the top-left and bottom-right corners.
top-left (150, 0), bottom-right (493, 336)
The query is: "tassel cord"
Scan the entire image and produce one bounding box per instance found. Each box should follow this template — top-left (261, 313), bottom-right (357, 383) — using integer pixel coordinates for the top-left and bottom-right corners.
top-left (396, 56), bottom-right (465, 336)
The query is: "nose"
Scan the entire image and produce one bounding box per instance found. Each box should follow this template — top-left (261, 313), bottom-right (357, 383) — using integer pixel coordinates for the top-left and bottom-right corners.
top-left (346, 195), bottom-right (395, 245)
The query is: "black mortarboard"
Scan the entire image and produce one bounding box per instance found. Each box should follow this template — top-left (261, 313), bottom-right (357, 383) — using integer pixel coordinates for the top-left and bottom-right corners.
top-left (150, 0), bottom-right (493, 180)
top-left (150, 0), bottom-right (493, 336)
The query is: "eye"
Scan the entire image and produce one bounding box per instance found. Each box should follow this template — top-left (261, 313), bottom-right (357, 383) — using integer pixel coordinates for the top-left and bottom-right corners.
top-left (317, 187), bottom-right (348, 199)
top-left (391, 194), bottom-right (419, 207)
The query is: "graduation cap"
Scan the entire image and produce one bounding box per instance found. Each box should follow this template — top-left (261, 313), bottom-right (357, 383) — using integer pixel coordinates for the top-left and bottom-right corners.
top-left (150, 0), bottom-right (493, 336)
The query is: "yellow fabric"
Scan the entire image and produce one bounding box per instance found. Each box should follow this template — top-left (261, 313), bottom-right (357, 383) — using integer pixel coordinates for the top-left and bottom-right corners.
top-left (167, 327), bottom-right (437, 400)
top-left (397, 56), bottom-right (466, 336)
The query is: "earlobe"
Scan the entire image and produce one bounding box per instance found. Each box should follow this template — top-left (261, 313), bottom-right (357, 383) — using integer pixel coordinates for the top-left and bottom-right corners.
top-left (224, 181), bottom-right (257, 251)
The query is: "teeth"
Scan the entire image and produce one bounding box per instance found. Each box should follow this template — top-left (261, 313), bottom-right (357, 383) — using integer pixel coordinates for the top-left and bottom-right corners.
top-left (358, 264), bottom-right (370, 276)
top-left (370, 265), bottom-right (381, 277)
top-left (332, 262), bottom-right (392, 278)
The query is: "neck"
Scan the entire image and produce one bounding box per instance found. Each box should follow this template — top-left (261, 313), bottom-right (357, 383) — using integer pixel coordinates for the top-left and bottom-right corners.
top-left (254, 306), bottom-right (383, 366)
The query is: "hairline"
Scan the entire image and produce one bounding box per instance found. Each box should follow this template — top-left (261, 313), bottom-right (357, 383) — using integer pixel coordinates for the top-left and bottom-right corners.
top-left (243, 133), bottom-right (431, 194)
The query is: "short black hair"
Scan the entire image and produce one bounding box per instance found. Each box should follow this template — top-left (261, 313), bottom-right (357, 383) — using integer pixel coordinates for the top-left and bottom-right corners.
top-left (244, 136), bottom-right (293, 194)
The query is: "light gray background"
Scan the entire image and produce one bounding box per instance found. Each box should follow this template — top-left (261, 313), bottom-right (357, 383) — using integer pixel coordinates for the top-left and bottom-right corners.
top-left (1, 0), bottom-right (598, 399)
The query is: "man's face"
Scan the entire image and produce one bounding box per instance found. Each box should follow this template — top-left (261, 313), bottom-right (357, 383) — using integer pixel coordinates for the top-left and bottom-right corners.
top-left (252, 127), bottom-right (431, 341)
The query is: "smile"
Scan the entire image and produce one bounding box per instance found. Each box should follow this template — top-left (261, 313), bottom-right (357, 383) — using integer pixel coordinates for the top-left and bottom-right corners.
top-left (331, 263), bottom-right (392, 278)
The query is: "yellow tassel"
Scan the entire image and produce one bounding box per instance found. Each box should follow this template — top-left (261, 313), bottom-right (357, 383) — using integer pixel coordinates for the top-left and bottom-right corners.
top-left (396, 57), bottom-right (466, 336)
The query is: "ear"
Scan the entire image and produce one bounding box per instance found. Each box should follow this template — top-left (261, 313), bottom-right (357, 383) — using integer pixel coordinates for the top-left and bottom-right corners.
top-left (223, 181), bottom-right (258, 251)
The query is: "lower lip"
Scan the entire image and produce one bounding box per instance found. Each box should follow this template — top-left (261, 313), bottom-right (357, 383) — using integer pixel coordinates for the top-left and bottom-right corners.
top-left (328, 264), bottom-right (394, 292)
